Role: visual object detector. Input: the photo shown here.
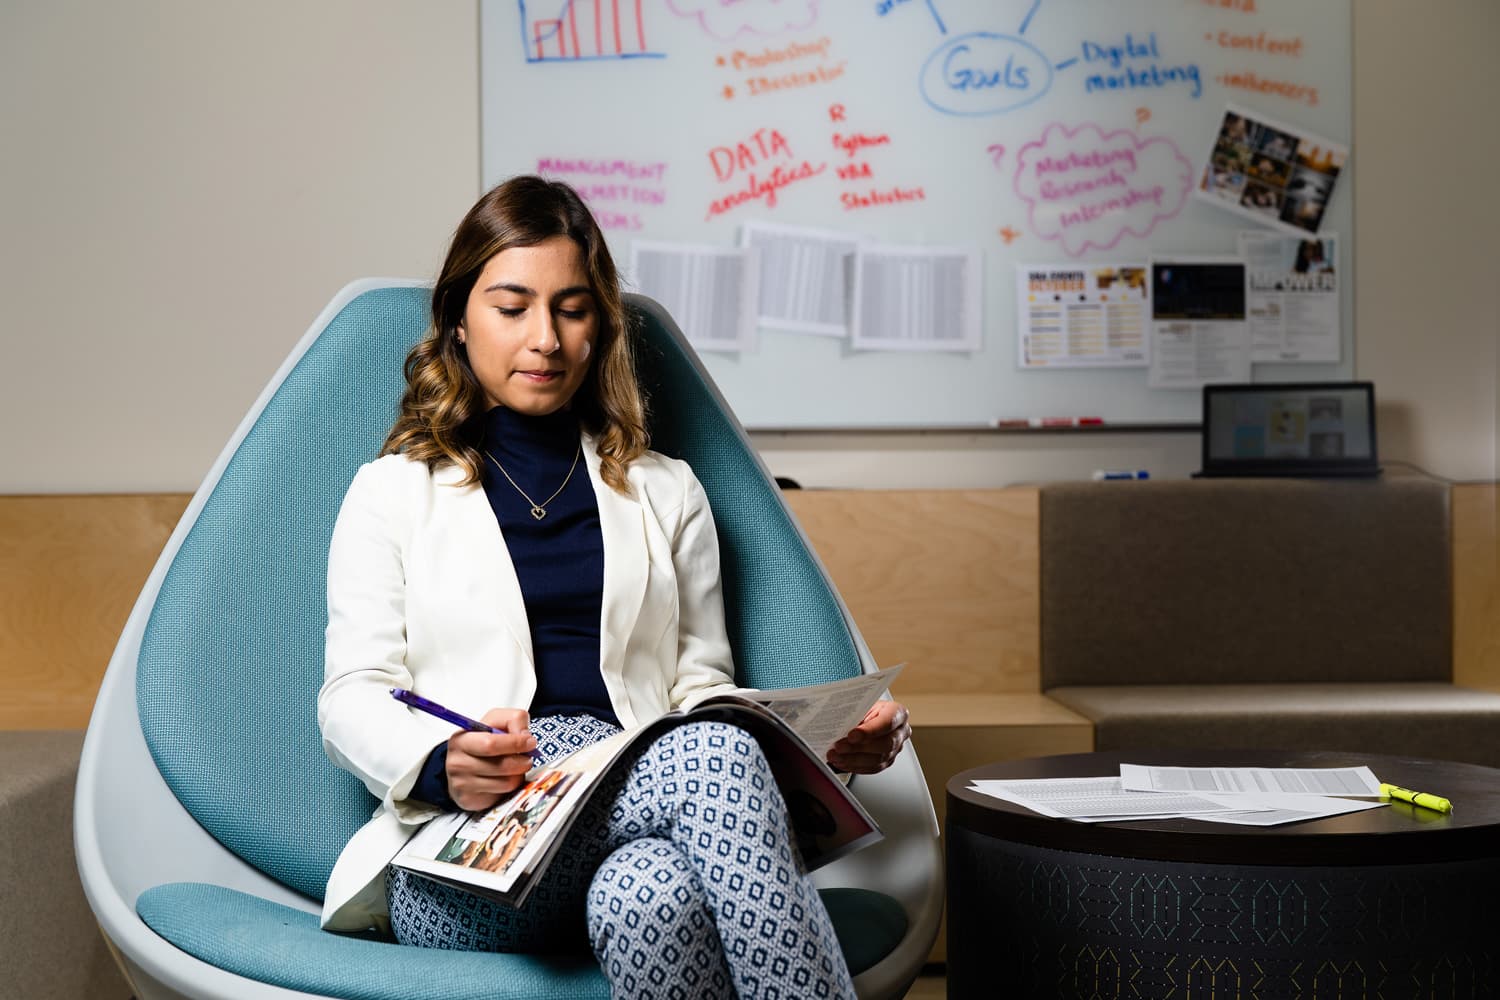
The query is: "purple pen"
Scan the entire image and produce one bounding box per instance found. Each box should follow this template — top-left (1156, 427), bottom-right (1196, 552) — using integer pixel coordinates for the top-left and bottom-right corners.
top-left (390, 688), bottom-right (542, 761)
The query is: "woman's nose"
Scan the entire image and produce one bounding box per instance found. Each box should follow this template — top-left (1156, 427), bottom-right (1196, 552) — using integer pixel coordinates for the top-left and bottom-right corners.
top-left (528, 313), bottom-right (559, 354)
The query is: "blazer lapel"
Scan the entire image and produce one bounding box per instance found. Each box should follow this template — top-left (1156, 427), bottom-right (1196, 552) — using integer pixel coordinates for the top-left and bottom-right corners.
top-left (433, 462), bottom-right (534, 668)
top-left (586, 436), bottom-right (647, 687)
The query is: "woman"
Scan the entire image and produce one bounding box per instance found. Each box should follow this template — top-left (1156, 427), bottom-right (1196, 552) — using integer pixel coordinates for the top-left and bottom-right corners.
top-left (317, 175), bottom-right (910, 998)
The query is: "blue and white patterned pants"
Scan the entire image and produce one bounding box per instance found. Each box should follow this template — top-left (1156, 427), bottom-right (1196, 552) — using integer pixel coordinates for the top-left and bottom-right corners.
top-left (387, 715), bottom-right (856, 1000)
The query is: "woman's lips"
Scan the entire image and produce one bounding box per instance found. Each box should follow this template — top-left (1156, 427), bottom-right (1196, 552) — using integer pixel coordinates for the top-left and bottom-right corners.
top-left (516, 370), bottom-right (562, 383)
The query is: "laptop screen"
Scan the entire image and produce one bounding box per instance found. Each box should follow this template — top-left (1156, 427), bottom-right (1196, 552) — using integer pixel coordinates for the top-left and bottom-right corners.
top-left (1202, 382), bottom-right (1379, 474)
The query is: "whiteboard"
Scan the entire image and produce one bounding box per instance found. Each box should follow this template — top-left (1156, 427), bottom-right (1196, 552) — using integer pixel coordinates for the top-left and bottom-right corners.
top-left (480, 0), bottom-right (1352, 428)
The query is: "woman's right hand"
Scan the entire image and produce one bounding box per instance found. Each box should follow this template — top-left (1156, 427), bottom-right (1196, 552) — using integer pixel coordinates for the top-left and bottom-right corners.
top-left (444, 708), bottom-right (539, 812)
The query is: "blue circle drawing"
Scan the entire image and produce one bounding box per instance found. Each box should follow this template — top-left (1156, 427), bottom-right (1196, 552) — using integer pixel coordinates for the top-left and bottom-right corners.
top-left (919, 32), bottom-right (1054, 116)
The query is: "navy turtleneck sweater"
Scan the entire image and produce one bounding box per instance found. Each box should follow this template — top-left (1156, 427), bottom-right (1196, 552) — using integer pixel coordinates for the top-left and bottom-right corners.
top-left (476, 405), bottom-right (613, 724)
top-left (412, 405), bottom-right (614, 809)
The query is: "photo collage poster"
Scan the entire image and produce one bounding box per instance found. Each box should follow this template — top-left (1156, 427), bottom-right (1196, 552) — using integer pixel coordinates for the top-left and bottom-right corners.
top-left (1196, 103), bottom-right (1348, 240)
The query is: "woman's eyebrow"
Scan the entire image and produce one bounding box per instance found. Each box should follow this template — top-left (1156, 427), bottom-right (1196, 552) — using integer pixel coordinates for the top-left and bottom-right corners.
top-left (479, 283), bottom-right (593, 299)
top-left (482, 281), bottom-right (535, 295)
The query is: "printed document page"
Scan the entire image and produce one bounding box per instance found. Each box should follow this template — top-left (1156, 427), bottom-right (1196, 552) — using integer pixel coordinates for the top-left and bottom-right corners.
top-left (739, 221), bottom-right (862, 337)
top-left (970, 769), bottom-right (1389, 826)
top-left (1119, 764), bottom-right (1382, 797)
top-left (969, 776), bottom-right (1234, 821)
top-left (630, 241), bottom-right (759, 353)
top-left (849, 244), bottom-right (982, 352)
top-left (1186, 793), bottom-right (1385, 827)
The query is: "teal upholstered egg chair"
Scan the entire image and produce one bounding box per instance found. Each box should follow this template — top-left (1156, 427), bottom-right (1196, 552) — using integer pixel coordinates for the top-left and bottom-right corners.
top-left (74, 282), bottom-right (943, 999)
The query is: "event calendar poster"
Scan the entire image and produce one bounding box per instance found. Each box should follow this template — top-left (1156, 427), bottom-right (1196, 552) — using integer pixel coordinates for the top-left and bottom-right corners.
top-left (1016, 263), bottom-right (1148, 369)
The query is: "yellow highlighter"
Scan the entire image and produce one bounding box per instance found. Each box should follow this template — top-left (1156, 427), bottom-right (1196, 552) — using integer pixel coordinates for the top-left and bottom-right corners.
top-left (1380, 782), bottom-right (1453, 814)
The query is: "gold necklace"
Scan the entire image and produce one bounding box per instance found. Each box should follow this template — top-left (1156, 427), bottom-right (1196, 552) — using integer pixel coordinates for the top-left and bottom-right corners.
top-left (482, 442), bottom-right (582, 521)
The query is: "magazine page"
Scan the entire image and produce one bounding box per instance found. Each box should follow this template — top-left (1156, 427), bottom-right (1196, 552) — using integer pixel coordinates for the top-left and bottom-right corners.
top-left (392, 665), bottom-right (901, 905)
top-left (393, 728), bottom-right (637, 907)
top-left (732, 663), bottom-right (905, 763)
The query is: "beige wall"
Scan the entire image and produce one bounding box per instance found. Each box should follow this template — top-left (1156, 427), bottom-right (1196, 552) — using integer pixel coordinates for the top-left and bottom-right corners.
top-left (1, 1), bottom-right (1494, 493)
top-left (0, 1), bottom-right (480, 493)
top-left (1351, 0), bottom-right (1499, 484)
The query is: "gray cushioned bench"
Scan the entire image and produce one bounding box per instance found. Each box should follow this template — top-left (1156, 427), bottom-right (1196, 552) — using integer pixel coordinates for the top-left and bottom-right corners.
top-left (1038, 475), bottom-right (1500, 768)
top-left (0, 731), bottom-right (132, 999)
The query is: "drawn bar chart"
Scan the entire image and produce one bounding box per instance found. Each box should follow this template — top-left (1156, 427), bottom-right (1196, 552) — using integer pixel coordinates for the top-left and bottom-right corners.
top-left (520, 0), bottom-right (662, 62)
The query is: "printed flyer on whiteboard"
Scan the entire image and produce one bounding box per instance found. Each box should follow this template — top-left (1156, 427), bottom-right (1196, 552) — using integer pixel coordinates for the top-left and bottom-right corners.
top-left (1237, 231), bottom-right (1340, 363)
top-left (1196, 104), bottom-right (1347, 239)
top-left (1148, 257), bottom-right (1250, 390)
top-left (1016, 263), bottom-right (1149, 369)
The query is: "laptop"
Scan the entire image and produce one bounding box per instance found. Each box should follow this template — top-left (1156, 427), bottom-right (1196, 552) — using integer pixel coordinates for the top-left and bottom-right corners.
top-left (1195, 381), bottom-right (1383, 478)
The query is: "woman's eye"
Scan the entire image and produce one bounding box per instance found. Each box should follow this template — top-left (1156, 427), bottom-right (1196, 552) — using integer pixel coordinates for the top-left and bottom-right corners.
top-left (558, 309), bottom-right (590, 321)
top-left (497, 307), bottom-right (524, 318)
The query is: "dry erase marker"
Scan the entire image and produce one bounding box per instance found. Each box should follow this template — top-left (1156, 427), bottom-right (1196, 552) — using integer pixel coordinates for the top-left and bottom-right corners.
top-left (390, 688), bottom-right (542, 761)
top-left (992, 416), bottom-right (1106, 428)
top-left (1380, 782), bottom-right (1452, 813)
top-left (1039, 416), bottom-right (1105, 428)
top-left (1092, 469), bottom-right (1150, 480)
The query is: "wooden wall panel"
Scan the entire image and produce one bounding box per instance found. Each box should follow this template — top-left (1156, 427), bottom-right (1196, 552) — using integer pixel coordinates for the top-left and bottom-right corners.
top-left (902, 695), bottom-right (1094, 836)
top-left (1454, 483), bottom-right (1500, 691)
top-left (783, 489), bottom-right (1040, 696)
top-left (0, 494), bottom-right (189, 729)
top-left (904, 693), bottom-right (1093, 963)
top-left (6, 483), bottom-right (1494, 727)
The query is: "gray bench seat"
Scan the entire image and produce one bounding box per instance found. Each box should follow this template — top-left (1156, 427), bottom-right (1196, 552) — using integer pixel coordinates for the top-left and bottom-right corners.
top-left (0, 731), bottom-right (130, 999)
top-left (1048, 682), bottom-right (1500, 767)
top-left (1039, 476), bottom-right (1500, 768)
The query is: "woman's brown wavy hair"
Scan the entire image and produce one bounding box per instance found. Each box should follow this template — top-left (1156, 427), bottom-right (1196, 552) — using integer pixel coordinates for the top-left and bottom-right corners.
top-left (382, 176), bottom-right (648, 492)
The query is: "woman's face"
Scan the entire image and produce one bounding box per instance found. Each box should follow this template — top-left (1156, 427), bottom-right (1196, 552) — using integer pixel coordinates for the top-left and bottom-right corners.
top-left (458, 235), bottom-right (599, 416)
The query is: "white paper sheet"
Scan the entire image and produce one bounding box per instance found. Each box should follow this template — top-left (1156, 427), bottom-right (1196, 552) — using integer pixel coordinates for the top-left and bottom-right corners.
top-left (629, 241), bottom-right (759, 353)
top-left (968, 776), bottom-right (1234, 821)
top-left (968, 767), bottom-right (1389, 827)
top-left (1186, 793), bottom-right (1385, 826)
top-left (1119, 764), bottom-right (1382, 797)
top-left (850, 243), bottom-right (982, 352)
top-left (739, 222), bottom-right (862, 337)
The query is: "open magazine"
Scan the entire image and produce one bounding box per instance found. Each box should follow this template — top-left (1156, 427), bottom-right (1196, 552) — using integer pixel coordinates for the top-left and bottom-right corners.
top-left (392, 665), bottom-right (904, 908)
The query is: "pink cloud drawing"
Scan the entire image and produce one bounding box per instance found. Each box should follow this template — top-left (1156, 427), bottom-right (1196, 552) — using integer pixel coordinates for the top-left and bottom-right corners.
top-left (1013, 122), bottom-right (1194, 257)
top-left (666, 0), bottom-right (820, 40)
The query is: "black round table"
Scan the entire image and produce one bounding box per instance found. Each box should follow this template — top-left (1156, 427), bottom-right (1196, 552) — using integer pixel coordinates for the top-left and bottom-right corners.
top-left (946, 750), bottom-right (1500, 1000)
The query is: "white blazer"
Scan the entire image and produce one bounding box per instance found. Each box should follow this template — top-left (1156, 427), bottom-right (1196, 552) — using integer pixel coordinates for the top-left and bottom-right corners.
top-left (317, 437), bottom-right (741, 932)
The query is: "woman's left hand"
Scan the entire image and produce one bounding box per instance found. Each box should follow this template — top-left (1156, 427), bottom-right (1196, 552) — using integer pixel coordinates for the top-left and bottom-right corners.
top-left (826, 700), bottom-right (910, 775)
